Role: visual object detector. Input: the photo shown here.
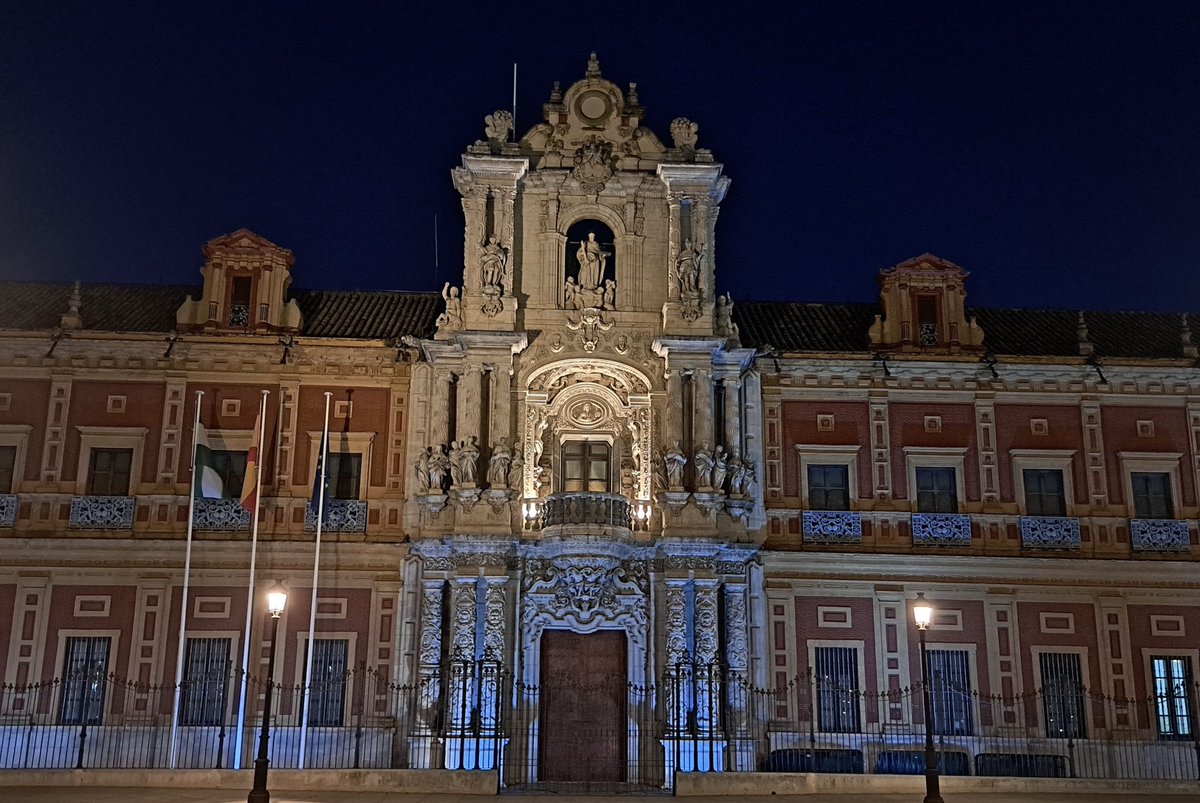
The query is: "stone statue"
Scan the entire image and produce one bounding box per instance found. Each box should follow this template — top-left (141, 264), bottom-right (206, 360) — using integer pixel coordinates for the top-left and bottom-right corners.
top-left (535, 459), bottom-right (552, 497)
top-left (564, 276), bottom-right (581, 310)
top-left (664, 441), bottom-right (687, 489)
top-left (726, 452), bottom-right (744, 496)
top-left (413, 446), bottom-right (432, 494)
top-left (711, 445), bottom-right (729, 491)
top-left (487, 437), bottom-right (512, 487)
top-left (603, 279), bottom-right (616, 310)
top-left (507, 442), bottom-right (524, 490)
top-left (448, 440), bottom-right (464, 487)
top-left (480, 236), bottom-right (507, 288)
top-left (435, 283), bottom-right (463, 331)
top-left (676, 240), bottom-right (702, 296)
top-left (457, 437), bottom-right (480, 486)
top-left (428, 445), bottom-right (450, 491)
top-left (715, 293), bottom-right (739, 340)
top-left (575, 231), bottom-right (609, 290)
top-left (694, 442), bottom-right (715, 489)
top-left (484, 110), bottom-right (513, 143)
top-left (670, 117), bottom-right (699, 150)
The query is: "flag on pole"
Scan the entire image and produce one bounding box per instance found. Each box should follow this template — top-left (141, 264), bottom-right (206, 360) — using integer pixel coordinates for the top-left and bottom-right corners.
top-left (193, 423), bottom-right (224, 499)
top-left (240, 410), bottom-right (262, 516)
top-left (308, 428), bottom-right (330, 524)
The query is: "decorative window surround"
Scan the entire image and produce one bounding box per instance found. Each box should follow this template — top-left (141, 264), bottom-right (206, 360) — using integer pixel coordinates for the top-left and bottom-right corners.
top-left (69, 495), bottom-right (136, 530)
top-left (795, 444), bottom-right (861, 509)
top-left (74, 426), bottom-right (148, 496)
top-left (0, 424), bottom-right (33, 496)
top-left (305, 499), bottom-right (368, 533)
top-left (1118, 452), bottom-right (1184, 520)
top-left (1011, 449), bottom-right (1077, 517)
top-left (802, 510), bottom-right (862, 545)
top-left (1130, 519), bottom-right (1191, 552)
top-left (1019, 516), bottom-right (1082, 550)
top-left (911, 513), bottom-right (972, 546)
top-left (903, 446), bottom-right (967, 513)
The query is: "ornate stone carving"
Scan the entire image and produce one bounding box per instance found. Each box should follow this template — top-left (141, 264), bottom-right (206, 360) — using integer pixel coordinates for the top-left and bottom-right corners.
top-left (571, 135), bottom-right (615, 194)
top-left (483, 110), bottom-right (513, 143)
top-left (675, 239), bottom-right (705, 321)
top-left (451, 581), bottom-right (477, 658)
top-left (715, 292), bottom-right (739, 343)
top-left (69, 495), bottom-right (135, 530)
top-left (413, 446), bottom-right (432, 494)
top-left (710, 446), bottom-right (729, 492)
top-left (670, 117), bottom-right (699, 151)
top-left (483, 581), bottom-right (506, 658)
top-left (802, 510), bottom-right (863, 544)
top-left (566, 307), bottom-right (613, 352)
top-left (911, 513), bottom-right (973, 546)
top-left (435, 283), bottom-right (464, 333)
top-left (419, 582), bottom-right (444, 665)
top-left (1130, 519), bottom-right (1191, 552)
top-left (479, 236), bottom-right (508, 317)
top-left (663, 441), bottom-right (687, 490)
top-left (694, 442), bottom-right (715, 490)
top-left (694, 583), bottom-right (719, 664)
top-left (664, 583), bottom-right (689, 665)
top-left (1019, 516), bottom-right (1082, 549)
top-left (487, 437), bottom-right (513, 488)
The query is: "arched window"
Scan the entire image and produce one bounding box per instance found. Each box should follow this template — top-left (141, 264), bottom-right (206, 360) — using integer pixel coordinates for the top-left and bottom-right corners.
top-left (564, 220), bottom-right (616, 310)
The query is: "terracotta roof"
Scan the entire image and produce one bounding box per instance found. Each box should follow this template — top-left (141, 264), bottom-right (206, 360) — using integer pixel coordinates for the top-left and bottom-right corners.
top-left (0, 282), bottom-right (440, 340)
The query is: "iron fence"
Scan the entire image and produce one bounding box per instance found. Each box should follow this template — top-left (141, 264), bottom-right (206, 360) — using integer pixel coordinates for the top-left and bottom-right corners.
top-left (2, 660), bottom-right (1198, 783)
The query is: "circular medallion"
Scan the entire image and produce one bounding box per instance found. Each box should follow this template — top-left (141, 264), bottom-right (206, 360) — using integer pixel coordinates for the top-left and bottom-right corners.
top-left (575, 90), bottom-right (612, 125)
top-left (566, 398), bottom-right (607, 428)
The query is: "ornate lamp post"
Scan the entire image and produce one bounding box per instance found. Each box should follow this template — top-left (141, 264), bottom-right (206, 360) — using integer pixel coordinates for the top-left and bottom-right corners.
top-left (248, 584), bottom-right (287, 803)
top-left (912, 592), bottom-right (943, 803)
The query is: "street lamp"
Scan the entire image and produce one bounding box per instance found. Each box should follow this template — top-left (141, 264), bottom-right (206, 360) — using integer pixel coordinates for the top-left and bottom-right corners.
top-left (248, 583), bottom-right (287, 803)
top-left (912, 592), bottom-right (943, 803)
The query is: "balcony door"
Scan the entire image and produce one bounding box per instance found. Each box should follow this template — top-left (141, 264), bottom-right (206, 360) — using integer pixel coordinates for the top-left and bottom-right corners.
top-left (562, 440), bottom-right (611, 493)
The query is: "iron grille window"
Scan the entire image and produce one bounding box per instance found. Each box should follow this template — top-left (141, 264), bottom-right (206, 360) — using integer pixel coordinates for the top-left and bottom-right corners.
top-left (211, 451), bottom-right (247, 499)
top-left (307, 638), bottom-right (348, 727)
top-left (1023, 469), bottom-right (1066, 517)
top-left (229, 277), bottom-right (251, 327)
top-left (0, 444), bottom-right (15, 493)
top-left (1039, 652), bottom-right (1087, 738)
top-left (814, 646), bottom-right (860, 732)
top-left (562, 441), bottom-right (611, 493)
top-left (1152, 655), bottom-right (1194, 740)
top-left (808, 464), bottom-right (850, 511)
top-left (87, 448), bottom-right (133, 496)
top-left (60, 636), bottom-right (110, 725)
top-left (1132, 472), bottom-right (1174, 519)
top-left (928, 648), bottom-right (974, 735)
top-left (325, 453), bottom-right (361, 500)
top-left (181, 637), bottom-right (230, 726)
top-left (915, 467), bottom-right (958, 513)
top-left (917, 295), bottom-right (939, 346)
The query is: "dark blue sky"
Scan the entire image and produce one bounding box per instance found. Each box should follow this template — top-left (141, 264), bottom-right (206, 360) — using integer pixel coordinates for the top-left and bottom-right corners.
top-left (2, 2), bottom-right (1198, 312)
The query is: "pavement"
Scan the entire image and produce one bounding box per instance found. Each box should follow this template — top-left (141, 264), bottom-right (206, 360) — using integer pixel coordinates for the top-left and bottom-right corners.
top-left (5, 792), bottom-right (1199, 803)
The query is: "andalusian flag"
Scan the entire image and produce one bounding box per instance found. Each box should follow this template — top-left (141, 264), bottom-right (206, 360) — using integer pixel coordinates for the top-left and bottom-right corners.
top-left (192, 423), bottom-right (225, 499)
top-left (240, 410), bottom-right (262, 516)
top-left (308, 427), bottom-right (330, 524)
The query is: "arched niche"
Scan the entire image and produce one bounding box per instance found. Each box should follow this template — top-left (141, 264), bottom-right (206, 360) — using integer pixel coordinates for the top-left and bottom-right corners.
top-left (564, 219), bottom-right (616, 310)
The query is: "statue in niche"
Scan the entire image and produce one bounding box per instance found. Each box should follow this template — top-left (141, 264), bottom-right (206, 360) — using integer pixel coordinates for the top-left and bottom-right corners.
top-left (711, 445), bottom-right (729, 491)
top-left (455, 437), bottom-right (480, 486)
top-left (436, 283), bottom-right (464, 331)
top-left (480, 236), bottom-right (508, 288)
top-left (428, 444), bottom-right (451, 491)
top-left (487, 437), bottom-right (512, 488)
top-left (676, 240), bottom-right (705, 321)
top-left (694, 442), bottom-right (715, 489)
top-left (715, 293), bottom-right (739, 341)
top-left (603, 279), bottom-right (616, 310)
top-left (448, 441), bottom-right (464, 486)
top-left (507, 442), bottom-right (524, 490)
top-left (413, 446), bottom-right (432, 494)
top-left (663, 441), bottom-right (687, 489)
top-left (576, 231), bottom-right (609, 290)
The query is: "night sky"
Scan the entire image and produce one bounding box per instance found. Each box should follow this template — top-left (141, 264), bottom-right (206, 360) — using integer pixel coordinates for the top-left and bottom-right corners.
top-left (3, 2), bottom-right (1198, 312)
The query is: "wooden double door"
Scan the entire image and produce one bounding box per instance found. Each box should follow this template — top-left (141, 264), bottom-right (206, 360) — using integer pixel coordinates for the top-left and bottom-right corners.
top-left (538, 630), bottom-right (627, 786)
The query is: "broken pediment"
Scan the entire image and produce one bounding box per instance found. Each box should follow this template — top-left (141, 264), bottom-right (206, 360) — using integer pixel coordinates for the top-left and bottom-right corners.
top-left (869, 253), bottom-right (985, 354)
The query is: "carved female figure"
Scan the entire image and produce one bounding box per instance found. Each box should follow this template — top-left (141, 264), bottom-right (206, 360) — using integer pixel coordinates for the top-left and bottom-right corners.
top-left (487, 437), bottom-right (512, 487)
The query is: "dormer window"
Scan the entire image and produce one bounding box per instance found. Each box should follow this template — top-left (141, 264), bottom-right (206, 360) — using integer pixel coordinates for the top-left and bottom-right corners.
top-left (229, 277), bottom-right (251, 328)
top-left (917, 295), bottom-right (939, 346)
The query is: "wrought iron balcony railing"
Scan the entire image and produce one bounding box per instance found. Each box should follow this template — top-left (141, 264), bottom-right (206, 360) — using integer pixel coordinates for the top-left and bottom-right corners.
top-left (305, 499), bottom-right (368, 533)
top-left (910, 513), bottom-right (973, 546)
top-left (0, 494), bottom-right (16, 528)
top-left (802, 510), bottom-right (862, 545)
top-left (1130, 519), bottom-right (1191, 552)
top-left (1019, 516), bottom-right (1081, 550)
top-left (69, 495), bottom-right (136, 530)
top-left (193, 498), bottom-right (251, 531)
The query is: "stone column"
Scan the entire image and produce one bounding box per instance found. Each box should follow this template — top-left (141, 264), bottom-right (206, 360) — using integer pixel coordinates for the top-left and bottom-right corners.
top-left (692, 201), bottom-right (710, 299)
top-left (724, 581), bottom-right (752, 770)
top-left (723, 376), bottom-right (741, 455)
top-left (430, 373), bottom-right (452, 452)
top-left (479, 579), bottom-right (507, 731)
top-left (665, 370), bottom-right (684, 450)
top-left (447, 578), bottom-right (477, 732)
top-left (693, 580), bottom-right (720, 737)
top-left (664, 580), bottom-right (691, 732)
top-left (457, 364), bottom-right (482, 449)
top-left (490, 366), bottom-right (512, 453)
top-left (692, 368), bottom-right (714, 457)
top-left (667, 194), bottom-right (682, 299)
top-left (417, 580), bottom-right (445, 729)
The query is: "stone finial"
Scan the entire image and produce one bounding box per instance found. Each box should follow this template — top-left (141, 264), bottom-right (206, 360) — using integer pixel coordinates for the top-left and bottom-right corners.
top-left (484, 110), bottom-right (513, 143)
top-left (670, 117), bottom-right (699, 150)
top-left (627, 82), bottom-right (639, 106)
top-left (586, 52), bottom-right (601, 78)
top-left (1183, 314), bottom-right (1198, 359)
top-left (549, 80), bottom-right (562, 104)
top-left (60, 281), bottom-right (83, 330)
top-left (1076, 311), bottom-right (1094, 357)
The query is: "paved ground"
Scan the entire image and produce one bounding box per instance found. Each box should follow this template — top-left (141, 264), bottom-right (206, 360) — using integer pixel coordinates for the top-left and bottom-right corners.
top-left (6, 792), bottom-right (1198, 803)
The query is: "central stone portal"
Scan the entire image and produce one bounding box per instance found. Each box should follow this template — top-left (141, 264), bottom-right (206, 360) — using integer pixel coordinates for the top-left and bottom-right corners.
top-left (538, 629), bottom-right (627, 787)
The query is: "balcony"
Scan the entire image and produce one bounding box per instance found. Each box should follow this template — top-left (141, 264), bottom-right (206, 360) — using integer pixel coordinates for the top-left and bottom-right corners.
top-left (522, 492), bottom-right (650, 534)
top-left (305, 499), bottom-right (368, 533)
top-left (910, 513), bottom-right (972, 546)
top-left (0, 494), bottom-right (15, 528)
top-left (802, 510), bottom-right (862, 545)
top-left (1019, 516), bottom-right (1081, 550)
top-left (69, 495), bottom-right (135, 530)
top-left (1130, 519), bottom-right (1191, 552)
top-left (193, 498), bottom-right (251, 531)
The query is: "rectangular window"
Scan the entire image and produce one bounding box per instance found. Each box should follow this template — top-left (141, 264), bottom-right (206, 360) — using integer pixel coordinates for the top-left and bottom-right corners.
top-left (181, 637), bottom-right (231, 726)
top-left (211, 451), bottom-right (248, 500)
top-left (60, 636), bottom-right (111, 725)
top-left (1039, 652), bottom-right (1087, 738)
top-left (917, 295), bottom-right (939, 346)
top-left (562, 441), bottom-right (611, 493)
top-left (915, 467), bottom-right (958, 513)
top-left (1023, 468), bottom-right (1066, 517)
top-left (229, 277), bottom-right (251, 327)
top-left (928, 648), bottom-right (974, 735)
top-left (87, 448), bottom-right (133, 496)
top-left (325, 453), bottom-right (362, 500)
top-left (0, 444), bottom-right (15, 493)
top-left (1152, 656), bottom-right (1194, 740)
top-left (808, 464), bottom-right (850, 511)
top-left (814, 646), bottom-right (860, 732)
top-left (1132, 472), bottom-right (1174, 519)
top-left (307, 638), bottom-right (349, 727)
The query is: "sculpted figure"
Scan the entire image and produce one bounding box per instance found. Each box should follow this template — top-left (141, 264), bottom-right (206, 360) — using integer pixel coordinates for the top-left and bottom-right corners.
top-left (507, 442), bottom-right (524, 491)
top-left (694, 442), bottom-right (715, 489)
top-left (564, 276), bottom-right (581, 310)
top-left (711, 445), bottom-right (729, 491)
top-left (436, 283), bottom-right (463, 331)
top-left (484, 110), bottom-right (513, 142)
top-left (480, 236), bottom-right (507, 288)
top-left (726, 452), bottom-right (744, 496)
top-left (448, 440), bottom-right (464, 486)
top-left (458, 437), bottom-right (480, 486)
top-left (575, 231), bottom-right (608, 290)
top-left (664, 441), bottom-right (687, 489)
top-left (676, 240), bottom-right (702, 296)
top-left (413, 446), bottom-right (432, 494)
top-left (715, 293), bottom-right (738, 339)
top-left (428, 445), bottom-right (450, 491)
top-left (603, 279), bottom-right (616, 310)
top-left (487, 437), bottom-right (512, 487)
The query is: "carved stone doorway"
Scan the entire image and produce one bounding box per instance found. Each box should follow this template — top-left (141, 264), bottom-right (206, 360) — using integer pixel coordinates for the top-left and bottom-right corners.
top-left (538, 629), bottom-right (627, 789)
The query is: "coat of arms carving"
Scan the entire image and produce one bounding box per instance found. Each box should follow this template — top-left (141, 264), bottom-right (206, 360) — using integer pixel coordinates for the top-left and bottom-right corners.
top-left (572, 136), bottom-right (616, 194)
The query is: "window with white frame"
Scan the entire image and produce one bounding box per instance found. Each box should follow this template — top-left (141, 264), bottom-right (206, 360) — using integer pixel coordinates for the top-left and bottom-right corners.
top-left (928, 648), bottom-right (974, 735)
top-left (60, 636), bottom-right (111, 725)
top-left (1023, 469), bottom-right (1066, 517)
top-left (916, 467), bottom-right (958, 514)
top-left (325, 453), bottom-right (362, 500)
top-left (87, 448), bottom-right (133, 496)
top-left (1039, 652), bottom-right (1087, 738)
top-left (1132, 472), bottom-right (1174, 519)
top-left (808, 465), bottom-right (850, 511)
top-left (1151, 655), bottom-right (1194, 740)
top-left (814, 645), bottom-right (860, 732)
top-left (75, 426), bottom-right (147, 496)
top-left (181, 637), bottom-right (231, 726)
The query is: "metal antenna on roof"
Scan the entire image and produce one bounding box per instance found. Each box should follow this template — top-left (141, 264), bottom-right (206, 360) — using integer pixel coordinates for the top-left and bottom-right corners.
top-left (512, 63), bottom-right (518, 138)
top-left (433, 214), bottom-right (439, 286)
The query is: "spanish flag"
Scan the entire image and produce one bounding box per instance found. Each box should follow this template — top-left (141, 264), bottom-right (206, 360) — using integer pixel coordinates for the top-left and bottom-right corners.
top-left (240, 410), bottom-right (262, 516)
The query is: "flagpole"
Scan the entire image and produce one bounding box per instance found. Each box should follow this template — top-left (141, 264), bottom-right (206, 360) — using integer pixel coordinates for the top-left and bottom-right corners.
top-left (234, 389), bottom-right (269, 770)
top-left (299, 391), bottom-right (332, 768)
top-left (169, 389), bottom-right (203, 769)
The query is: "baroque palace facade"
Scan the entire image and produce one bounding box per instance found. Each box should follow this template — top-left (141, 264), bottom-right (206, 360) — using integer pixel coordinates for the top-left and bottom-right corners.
top-left (1, 56), bottom-right (1198, 785)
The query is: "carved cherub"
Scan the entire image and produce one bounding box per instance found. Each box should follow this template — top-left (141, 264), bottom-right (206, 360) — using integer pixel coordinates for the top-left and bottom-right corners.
top-left (436, 283), bottom-right (463, 331)
top-left (484, 110), bottom-right (513, 143)
top-left (670, 117), bottom-right (699, 150)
